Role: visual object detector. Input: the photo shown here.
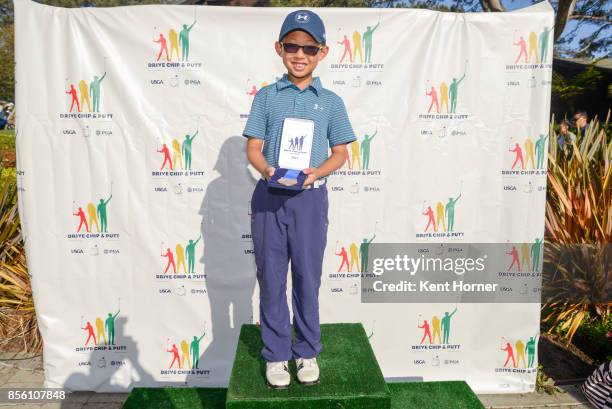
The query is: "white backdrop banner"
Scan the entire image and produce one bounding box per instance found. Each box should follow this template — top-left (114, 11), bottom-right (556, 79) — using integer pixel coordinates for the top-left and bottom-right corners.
top-left (14, 0), bottom-right (554, 393)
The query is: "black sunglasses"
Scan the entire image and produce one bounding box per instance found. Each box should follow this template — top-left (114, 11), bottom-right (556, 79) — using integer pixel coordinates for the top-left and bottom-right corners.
top-left (280, 42), bottom-right (323, 56)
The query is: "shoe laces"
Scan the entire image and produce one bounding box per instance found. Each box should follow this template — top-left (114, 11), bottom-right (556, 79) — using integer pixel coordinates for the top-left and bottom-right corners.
top-left (299, 357), bottom-right (317, 368)
top-left (269, 360), bottom-right (288, 372)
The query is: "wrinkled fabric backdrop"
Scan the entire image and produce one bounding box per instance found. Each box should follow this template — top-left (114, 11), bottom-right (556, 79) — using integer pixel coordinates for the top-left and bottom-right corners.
top-left (14, 0), bottom-right (554, 393)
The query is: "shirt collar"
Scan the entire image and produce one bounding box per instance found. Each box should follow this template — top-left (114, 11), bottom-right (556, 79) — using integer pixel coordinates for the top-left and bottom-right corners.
top-left (276, 73), bottom-right (322, 96)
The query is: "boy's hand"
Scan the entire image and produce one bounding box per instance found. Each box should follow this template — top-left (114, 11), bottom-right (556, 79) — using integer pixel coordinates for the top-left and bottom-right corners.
top-left (263, 166), bottom-right (276, 181)
top-left (302, 167), bottom-right (319, 187)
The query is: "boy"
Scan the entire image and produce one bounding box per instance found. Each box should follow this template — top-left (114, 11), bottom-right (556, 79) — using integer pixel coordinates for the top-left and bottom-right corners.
top-left (242, 9), bottom-right (356, 388)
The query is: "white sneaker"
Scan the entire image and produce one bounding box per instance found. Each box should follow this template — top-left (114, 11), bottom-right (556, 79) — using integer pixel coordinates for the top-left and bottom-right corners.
top-left (296, 357), bottom-right (320, 385)
top-left (266, 360), bottom-right (290, 388)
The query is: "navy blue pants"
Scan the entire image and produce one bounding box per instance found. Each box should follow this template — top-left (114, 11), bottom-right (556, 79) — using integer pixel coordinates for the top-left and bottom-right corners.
top-left (251, 179), bottom-right (328, 362)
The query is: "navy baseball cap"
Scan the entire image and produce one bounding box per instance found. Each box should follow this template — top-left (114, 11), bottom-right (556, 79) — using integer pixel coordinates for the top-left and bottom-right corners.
top-left (278, 10), bottom-right (326, 44)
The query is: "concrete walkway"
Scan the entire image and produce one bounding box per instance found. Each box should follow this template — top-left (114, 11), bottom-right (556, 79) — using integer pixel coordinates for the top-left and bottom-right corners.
top-left (0, 352), bottom-right (596, 409)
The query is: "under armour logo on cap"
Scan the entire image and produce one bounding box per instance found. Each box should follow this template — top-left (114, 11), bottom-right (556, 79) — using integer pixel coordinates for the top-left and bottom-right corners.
top-left (279, 9), bottom-right (326, 44)
top-left (295, 12), bottom-right (310, 23)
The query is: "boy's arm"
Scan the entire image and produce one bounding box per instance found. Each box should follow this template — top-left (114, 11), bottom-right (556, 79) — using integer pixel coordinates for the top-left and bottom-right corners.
top-left (243, 88), bottom-right (272, 179)
top-left (246, 137), bottom-right (274, 180)
top-left (303, 144), bottom-right (347, 187)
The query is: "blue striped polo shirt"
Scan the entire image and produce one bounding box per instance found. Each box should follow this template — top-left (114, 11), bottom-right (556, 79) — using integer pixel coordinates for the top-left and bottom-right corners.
top-left (242, 73), bottom-right (356, 168)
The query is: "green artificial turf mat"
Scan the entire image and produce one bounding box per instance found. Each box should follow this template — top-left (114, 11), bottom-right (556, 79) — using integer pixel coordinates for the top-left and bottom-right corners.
top-left (122, 387), bottom-right (227, 409)
top-left (225, 323), bottom-right (391, 409)
top-left (122, 325), bottom-right (485, 409)
top-left (388, 381), bottom-right (484, 409)
top-left (122, 380), bottom-right (486, 409)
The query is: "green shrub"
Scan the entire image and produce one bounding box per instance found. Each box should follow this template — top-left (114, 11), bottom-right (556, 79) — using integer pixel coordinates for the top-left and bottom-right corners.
top-left (572, 316), bottom-right (612, 363)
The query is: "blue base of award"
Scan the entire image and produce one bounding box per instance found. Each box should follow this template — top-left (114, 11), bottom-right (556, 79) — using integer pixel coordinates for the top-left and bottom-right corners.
top-left (267, 168), bottom-right (307, 191)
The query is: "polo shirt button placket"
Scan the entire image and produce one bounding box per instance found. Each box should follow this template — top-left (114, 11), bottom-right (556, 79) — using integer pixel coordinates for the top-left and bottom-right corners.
top-left (295, 94), bottom-right (304, 115)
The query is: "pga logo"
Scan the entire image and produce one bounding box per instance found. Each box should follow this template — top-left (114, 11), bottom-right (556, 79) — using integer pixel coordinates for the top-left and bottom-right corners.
top-left (295, 12), bottom-right (310, 23)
